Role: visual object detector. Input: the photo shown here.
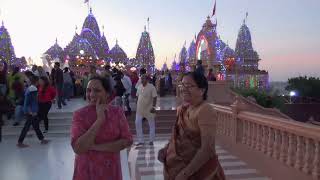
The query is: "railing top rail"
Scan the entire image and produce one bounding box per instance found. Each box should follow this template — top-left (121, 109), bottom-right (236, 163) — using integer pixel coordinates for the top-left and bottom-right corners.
top-left (239, 111), bottom-right (320, 141)
top-left (211, 104), bottom-right (233, 114)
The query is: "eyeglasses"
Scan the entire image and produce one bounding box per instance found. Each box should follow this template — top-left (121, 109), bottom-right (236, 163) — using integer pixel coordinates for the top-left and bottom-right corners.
top-left (178, 83), bottom-right (197, 89)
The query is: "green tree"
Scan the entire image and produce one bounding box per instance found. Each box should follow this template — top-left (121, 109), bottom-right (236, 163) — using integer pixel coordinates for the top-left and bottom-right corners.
top-left (285, 76), bottom-right (320, 98)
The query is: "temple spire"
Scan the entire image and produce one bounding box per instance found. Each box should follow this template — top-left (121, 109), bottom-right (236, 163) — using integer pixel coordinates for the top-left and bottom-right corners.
top-left (55, 38), bottom-right (58, 44)
top-left (144, 25), bottom-right (146, 32)
top-left (102, 25), bottom-right (105, 36)
top-left (89, 7), bottom-right (92, 14)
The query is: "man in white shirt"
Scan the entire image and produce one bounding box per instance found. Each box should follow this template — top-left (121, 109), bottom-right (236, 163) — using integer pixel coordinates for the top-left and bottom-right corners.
top-left (121, 72), bottom-right (132, 114)
top-left (135, 74), bottom-right (157, 146)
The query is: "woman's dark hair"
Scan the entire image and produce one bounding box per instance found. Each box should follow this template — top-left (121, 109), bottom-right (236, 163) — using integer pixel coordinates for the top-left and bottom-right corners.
top-left (89, 76), bottom-right (112, 94)
top-left (183, 71), bottom-right (208, 100)
top-left (63, 67), bottom-right (69, 73)
top-left (30, 75), bottom-right (39, 85)
top-left (40, 76), bottom-right (50, 96)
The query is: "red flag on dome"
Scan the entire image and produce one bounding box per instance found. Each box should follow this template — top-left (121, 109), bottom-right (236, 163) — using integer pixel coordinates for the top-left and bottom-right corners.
top-left (211, 0), bottom-right (216, 17)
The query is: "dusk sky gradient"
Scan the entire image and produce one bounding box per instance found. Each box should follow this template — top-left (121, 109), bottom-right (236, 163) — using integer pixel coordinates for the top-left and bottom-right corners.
top-left (1, 0), bottom-right (319, 81)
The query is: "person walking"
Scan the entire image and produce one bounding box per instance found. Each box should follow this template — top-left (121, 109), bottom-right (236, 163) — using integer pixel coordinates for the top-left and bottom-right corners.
top-left (17, 75), bottom-right (49, 148)
top-left (63, 67), bottom-right (73, 101)
top-left (38, 76), bottom-right (56, 133)
top-left (121, 71), bottom-right (132, 114)
top-left (135, 74), bottom-right (157, 146)
top-left (53, 62), bottom-right (66, 109)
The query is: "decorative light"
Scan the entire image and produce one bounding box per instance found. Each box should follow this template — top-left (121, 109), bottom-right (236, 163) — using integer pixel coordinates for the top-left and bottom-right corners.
top-left (80, 50), bottom-right (84, 55)
top-left (290, 91), bottom-right (296, 97)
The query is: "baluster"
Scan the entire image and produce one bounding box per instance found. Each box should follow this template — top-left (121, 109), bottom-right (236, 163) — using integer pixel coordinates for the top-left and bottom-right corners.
top-left (312, 141), bottom-right (320, 179)
top-left (286, 133), bottom-right (294, 166)
top-left (294, 136), bottom-right (303, 170)
top-left (272, 129), bottom-right (280, 159)
top-left (246, 122), bottom-right (251, 146)
top-left (242, 120), bottom-right (247, 144)
top-left (302, 138), bottom-right (311, 174)
top-left (226, 115), bottom-right (229, 136)
top-left (250, 123), bottom-right (255, 148)
top-left (216, 113), bottom-right (221, 134)
top-left (261, 126), bottom-right (268, 153)
top-left (255, 124), bottom-right (261, 151)
top-left (255, 124), bottom-right (260, 150)
top-left (251, 123), bottom-right (256, 148)
top-left (223, 114), bottom-right (227, 135)
top-left (279, 131), bottom-right (287, 162)
top-left (267, 127), bottom-right (273, 156)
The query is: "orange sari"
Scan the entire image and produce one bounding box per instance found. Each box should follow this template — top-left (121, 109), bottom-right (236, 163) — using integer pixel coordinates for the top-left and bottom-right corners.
top-left (163, 104), bottom-right (225, 180)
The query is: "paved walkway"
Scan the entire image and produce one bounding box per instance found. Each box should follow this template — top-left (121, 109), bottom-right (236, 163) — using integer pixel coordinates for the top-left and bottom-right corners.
top-left (0, 96), bottom-right (269, 180)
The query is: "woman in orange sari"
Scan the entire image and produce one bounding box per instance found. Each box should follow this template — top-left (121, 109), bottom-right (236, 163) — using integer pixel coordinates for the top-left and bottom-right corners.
top-left (158, 72), bottom-right (225, 180)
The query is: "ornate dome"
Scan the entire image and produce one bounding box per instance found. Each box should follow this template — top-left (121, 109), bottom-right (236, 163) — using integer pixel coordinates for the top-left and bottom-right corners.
top-left (171, 59), bottom-right (178, 71)
top-left (70, 37), bottom-right (97, 58)
top-left (45, 39), bottom-right (65, 62)
top-left (202, 16), bottom-right (216, 32)
top-left (64, 33), bottom-right (80, 55)
top-left (188, 40), bottom-right (196, 62)
top-left (100, 33), bottom-right (109, 58)
top-left (0, 21), bottom-right (16, 64)
top-left (82, 8), bottom-right (101, 37)
top-left (109, 41), bottom-right (127, 62)
top-left (222, 45), bottom-right (236, 61)
top-left (179, 45), bottom-right (187, 64)
top-left (135, 27), bottom-right (155, 68)
top-left (80, 28), bottom-right (102, 56)
top-left (235, 23), bottom-right (254, 58)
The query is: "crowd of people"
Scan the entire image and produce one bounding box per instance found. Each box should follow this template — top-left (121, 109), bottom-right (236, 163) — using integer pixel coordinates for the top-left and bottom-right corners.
top-left (0, 59), bottom-right (224, 179)
top-left (0, 61), bottom-right (77, 146)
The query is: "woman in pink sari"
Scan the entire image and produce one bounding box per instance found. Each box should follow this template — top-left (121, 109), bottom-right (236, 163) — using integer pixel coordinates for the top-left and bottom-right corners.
top-left (71, 76), bottom-right (133, 180)
top-left (158, 72), bottom-right (225, 180)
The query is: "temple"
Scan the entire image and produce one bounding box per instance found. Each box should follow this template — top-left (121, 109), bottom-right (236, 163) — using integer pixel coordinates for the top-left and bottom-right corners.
top-left (44, 8), bottom-right (156, 76)
top-left (172, 15), bottom-right (269, 89)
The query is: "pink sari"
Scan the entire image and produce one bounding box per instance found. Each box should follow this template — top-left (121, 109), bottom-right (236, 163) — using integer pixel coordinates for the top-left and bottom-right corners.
top-left (71, 105), bottom-right (132, 180)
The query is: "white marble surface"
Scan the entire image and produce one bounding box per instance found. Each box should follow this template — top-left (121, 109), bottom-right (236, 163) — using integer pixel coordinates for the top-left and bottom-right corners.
top-left (0, 138), bottom-right (74, 180)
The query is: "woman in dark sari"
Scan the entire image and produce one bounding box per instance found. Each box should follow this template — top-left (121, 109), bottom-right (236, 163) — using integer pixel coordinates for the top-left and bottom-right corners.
top-left (158, 72), bottom-right (225, 180)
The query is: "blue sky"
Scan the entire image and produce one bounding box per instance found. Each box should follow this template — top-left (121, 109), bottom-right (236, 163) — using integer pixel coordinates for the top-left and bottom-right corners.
top-left (1, 0), bottom-right (319, 81)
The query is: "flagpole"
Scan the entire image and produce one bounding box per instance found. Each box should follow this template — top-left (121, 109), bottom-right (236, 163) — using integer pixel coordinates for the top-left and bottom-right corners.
top-left (147, 17), bottom-right (150, 33)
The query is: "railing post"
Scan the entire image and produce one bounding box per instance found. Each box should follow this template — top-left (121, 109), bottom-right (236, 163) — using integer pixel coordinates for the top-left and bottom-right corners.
top-left (231, 96), bottom-right (241, 143)
top-left (303, 138), bottom-right (311, 174)
top-left (312, 141), bottom-right (320, 179)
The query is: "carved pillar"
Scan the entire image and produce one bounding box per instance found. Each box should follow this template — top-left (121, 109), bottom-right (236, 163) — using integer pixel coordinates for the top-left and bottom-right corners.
top-left (242, 120), bottom-right (247, 144)
top-left (302, 138), bottom-right (311, 174)
top-left (294, 136), bottom-right (303, 170)
top-left (312, 141), bottom-right (320, 179)
top-left (262, 126), bottom-right (268, 153)
top-left (272, 129), bottom-right (280, 159)
top-left (286, 133), bottom-right (294, 166)
top-left (279, 131), bottom-right (287, 162)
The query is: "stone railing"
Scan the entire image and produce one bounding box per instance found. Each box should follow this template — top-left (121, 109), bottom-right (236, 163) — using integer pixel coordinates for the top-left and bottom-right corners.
top-left (213, 102), bottom-right (320, 179)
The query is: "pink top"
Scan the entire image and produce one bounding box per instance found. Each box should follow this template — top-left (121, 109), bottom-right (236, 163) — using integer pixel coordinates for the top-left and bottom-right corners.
top-left (71, 105), bottom-right (132, 180)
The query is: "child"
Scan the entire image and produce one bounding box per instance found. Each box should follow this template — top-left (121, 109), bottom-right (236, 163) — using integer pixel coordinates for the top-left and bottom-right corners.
top-left (17, 75), bottom-right (49, 148)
